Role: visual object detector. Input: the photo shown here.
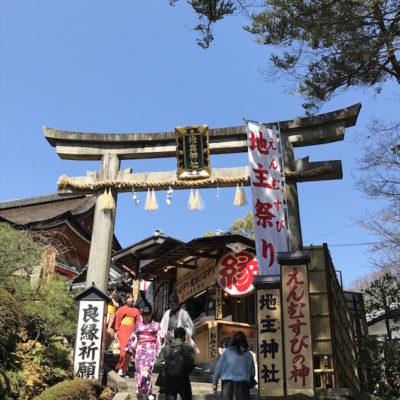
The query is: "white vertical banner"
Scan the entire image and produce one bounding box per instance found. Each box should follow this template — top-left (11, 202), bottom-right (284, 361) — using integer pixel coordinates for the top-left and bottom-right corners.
top-left (74, 299), bottom-right (105, 380)
top-left (247, 121), bottom-right (289, 275)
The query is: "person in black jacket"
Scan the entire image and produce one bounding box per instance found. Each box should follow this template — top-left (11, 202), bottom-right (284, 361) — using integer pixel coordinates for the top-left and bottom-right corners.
top-left (155, 327), bottom-right (195, 400)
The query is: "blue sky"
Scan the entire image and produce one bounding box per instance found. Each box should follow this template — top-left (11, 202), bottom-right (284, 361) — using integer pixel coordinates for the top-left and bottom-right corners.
top-left (1, 1), bottom-right (399, 288)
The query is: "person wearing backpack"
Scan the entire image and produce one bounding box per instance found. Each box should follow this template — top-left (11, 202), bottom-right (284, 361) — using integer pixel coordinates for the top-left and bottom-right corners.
top-left (212, 331), bottom-right (255, 400)
top-left (155, 327), bottom-right (195, 400)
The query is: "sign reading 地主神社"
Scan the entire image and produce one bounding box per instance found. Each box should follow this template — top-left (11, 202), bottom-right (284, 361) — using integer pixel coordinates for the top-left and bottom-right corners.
top-left (74, 299), bottom-right (105, 380)
top-left (246, 122), bottom-right (288, 275)
top-left (256, 287), bottom-right (285, 397)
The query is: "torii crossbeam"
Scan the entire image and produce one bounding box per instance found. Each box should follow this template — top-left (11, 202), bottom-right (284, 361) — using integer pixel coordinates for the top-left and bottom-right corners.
top-left (44, 103), bottom-right (361, 291)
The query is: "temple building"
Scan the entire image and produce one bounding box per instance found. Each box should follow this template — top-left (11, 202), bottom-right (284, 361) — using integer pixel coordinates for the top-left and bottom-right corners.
top-left (113, 232), bottom-right (365, 393)
top-left (0, 193), bottom-right (121, 280)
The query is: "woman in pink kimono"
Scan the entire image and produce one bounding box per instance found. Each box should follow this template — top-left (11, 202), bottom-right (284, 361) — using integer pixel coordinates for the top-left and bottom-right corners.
top-left (125, 305), bottom-right (163, 400)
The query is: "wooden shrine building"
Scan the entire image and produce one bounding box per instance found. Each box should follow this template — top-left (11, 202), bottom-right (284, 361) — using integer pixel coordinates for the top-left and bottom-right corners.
top-left (0, 193), bottom-right (121, 279)
top-left (113, 233), bottom-right (363, 393)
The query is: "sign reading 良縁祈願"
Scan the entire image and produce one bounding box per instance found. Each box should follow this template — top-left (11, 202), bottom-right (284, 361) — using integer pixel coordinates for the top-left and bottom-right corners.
top-left (73, 285), bottom-right (110, 381)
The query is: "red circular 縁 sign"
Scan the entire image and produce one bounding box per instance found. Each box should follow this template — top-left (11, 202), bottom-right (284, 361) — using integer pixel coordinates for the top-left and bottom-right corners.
top-left (216, 251), bottom-right (259, 297)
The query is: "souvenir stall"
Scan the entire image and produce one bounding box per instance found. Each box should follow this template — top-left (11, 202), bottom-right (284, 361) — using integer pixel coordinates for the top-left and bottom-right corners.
top-left (139, 234), bottom-right (259, 365)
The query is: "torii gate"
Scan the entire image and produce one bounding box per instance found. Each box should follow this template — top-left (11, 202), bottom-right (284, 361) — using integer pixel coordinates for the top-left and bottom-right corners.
top-left (44, 103), bottom-right (361, 292)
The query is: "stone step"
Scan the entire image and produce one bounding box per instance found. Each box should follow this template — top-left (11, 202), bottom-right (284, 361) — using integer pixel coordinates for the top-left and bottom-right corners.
top-left (126, 393), bottom-right (258, 400)
top-left (108, 370), bottom-right (259, 400)
top-left (108, 370), bottom-right (217, 394)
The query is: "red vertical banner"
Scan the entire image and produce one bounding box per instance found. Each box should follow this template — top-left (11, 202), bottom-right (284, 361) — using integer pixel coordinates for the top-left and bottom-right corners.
top-left (256, 288), bottom-right (285, 397)
top-left (281, 264), bottom-right (314, 396)
top-left (246, 122), bottom-right (288, 276)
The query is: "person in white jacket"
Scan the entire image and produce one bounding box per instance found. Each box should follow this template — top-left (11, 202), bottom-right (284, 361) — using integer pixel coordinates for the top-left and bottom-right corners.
top-left (160, 293), bottom-right (195, 344)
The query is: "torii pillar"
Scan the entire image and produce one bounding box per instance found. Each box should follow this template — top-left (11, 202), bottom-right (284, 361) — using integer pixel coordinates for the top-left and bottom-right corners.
top-left (44, 103), bottom-right (361, 292)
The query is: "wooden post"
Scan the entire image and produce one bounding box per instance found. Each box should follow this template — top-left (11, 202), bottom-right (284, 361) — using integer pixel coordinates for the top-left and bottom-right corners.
top-left (281, 135), bottom-right (303, 251)
top-left (86, 153), bottom-right (120, 291)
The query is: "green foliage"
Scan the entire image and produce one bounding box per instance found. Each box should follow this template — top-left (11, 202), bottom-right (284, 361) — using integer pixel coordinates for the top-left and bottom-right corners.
top-left (0, 224), bottom-right (76, 399)
top-left (33, 379), bottom-right (101, 400)
top-left (357, 336), bottom-right (385, 394)
top-left (357, 336), bottom-right (400, 396)
top-left (22, 276), bottom-right (76, 344)
top-left (244, 0), bottom-right (400, 112)
top-left (0, 368), bottom-right (27, 400)
top-left (358, 273), bottom-right (400, 397)
top-left (230, 211), bottom-right (254, 239)
top-left (0, 222), bottom-right (42, 275)
top-left (363, 273), bottom-right (400, 340)
top-left (171, 1), bottom-right (400, 112)
top-left (170, 0), bottom-right (235, 48)
top-left (0, 288), bottom-right (21, 364)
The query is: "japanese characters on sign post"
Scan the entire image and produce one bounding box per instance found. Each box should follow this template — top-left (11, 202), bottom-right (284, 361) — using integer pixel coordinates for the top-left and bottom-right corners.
top-left (216, 250), bottom-right (259, 297)
top-left (246, 122), bottom-right (288, 275)
top-left (74, 300), bottom-right (105, 380)
top-left (175, 125), bottom-right (210, 180)
top-left (208, 321), bottom-right (218, 359)
top-left (281, 265), bottom-right (314, 396)
top-left (173, 261), bottom-right (215, 304)
top-left (215, 287), bottom-right (223, 320)
top-left (256, 288), bottom-right (285, 397)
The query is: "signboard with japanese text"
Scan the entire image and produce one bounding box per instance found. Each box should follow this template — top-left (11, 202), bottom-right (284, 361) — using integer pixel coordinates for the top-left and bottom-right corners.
top-left (208, 321), bottom-right (218, 359)
top-left (246, 122), bottom-right (288, 275)
top-left (215, 287), bottom-right (223, 320)
top-left (74, 299), bottom-right (105, 380)
top-left (256, 288), bottom-right (285, 397)
top-left (219, 324), bottom-right (255, 352)
top-left (155, 281), bottom-right (170, 321)
top-left (173, 261), bottom-right (215, 304)
top-left (175, 125), bottom-right (210, 180)
top-left (132, 279), bottom-right (139, 303)
top-left (216, 250), bottom-right (259, 297)
top-left (282, 265), bottom-right (314, 396)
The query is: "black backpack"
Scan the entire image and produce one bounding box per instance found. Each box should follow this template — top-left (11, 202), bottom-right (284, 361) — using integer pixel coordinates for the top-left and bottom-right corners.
top-left (164, 344), bottom-right (192, 378)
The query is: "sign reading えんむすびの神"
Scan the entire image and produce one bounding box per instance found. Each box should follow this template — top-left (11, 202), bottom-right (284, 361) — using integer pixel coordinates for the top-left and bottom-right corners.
top-left (282, 264), bottom-right (314, 396)
top-left (74, 299), bottom-right (105, 380)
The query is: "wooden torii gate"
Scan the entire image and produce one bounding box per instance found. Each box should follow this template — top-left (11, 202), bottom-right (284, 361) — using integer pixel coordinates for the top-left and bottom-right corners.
top-left (44, 103), bottom-right (361, 292)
